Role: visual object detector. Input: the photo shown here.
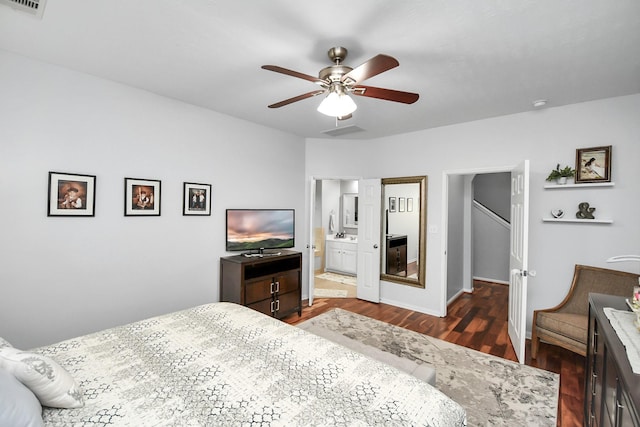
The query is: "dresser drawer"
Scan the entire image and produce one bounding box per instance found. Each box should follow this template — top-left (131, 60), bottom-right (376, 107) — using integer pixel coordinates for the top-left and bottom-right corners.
top-left (245, 277), bottom-right (274, 304)
top-left (275, 270), bottom-right (300, 295)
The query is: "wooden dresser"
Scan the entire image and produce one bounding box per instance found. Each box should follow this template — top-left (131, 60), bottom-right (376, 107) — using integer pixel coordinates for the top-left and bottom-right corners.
top-left (386, 234), bottom-right (407, 275)
top-left (585, 293), bottom-right (640, 427)
top-left (220, 250), bottom-right (302, 319)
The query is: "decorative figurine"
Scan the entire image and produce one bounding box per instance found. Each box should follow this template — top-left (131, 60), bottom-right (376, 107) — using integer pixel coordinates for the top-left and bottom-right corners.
top-left (576, 202), bottom-right (596, 219)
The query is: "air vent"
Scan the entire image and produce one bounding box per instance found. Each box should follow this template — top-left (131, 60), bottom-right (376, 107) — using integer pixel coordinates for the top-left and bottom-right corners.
top-left (322, 125), bottom-right (365, 137)
top-left (0, 0), bottom-right (46, 18)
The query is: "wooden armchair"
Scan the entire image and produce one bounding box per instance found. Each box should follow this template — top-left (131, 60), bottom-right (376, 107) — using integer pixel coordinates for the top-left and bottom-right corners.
top-left (531, 264), bottom-right (639, 358)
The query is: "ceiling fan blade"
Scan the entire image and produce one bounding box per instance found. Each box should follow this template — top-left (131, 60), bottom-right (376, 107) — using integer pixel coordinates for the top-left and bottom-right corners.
top-left (352, 85), bottom-right (419, 104)
top-left (267, 90), bottom-right (326, 108)
top-left (262, 65), bottom-right (325, 85)
top-left (341, 54), bottom-right (399, 85)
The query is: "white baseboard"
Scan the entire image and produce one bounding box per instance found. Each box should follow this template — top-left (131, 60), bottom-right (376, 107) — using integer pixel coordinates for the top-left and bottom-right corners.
top-left (379, 297), bottom-right (443, 317)
top-left (447, 288), bottom-right (467, 305)
top-left (473, 276), bottom-right (509, 285)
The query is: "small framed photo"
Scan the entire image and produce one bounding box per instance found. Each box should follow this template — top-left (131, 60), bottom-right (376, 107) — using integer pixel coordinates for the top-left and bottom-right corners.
top-left (48, 172), bottom-right (96, 217)
top-left (575, 145), bottom-right (612, 183)
top-left (124, 178), bottom-right (161, 216)
top-left (407, 198), bottom-right (413, 212)
top-left (389, 197), bottom-right (397, 212)
top-left (183, 182), bottom-right (212, 216)
top-left (399, 197), bottom-right (406, 212)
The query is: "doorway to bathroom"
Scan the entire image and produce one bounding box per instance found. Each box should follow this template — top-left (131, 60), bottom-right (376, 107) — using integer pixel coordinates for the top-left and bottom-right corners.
top-left (311, 178), bottom-right (359, 299)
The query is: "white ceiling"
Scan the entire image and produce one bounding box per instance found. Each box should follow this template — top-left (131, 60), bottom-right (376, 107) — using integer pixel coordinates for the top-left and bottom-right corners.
top-left (1, 0), bottom-right (639, 139)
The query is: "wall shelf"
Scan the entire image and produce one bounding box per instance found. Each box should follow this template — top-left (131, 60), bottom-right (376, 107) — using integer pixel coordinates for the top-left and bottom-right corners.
top-left (543, 182), bottom-right (615, 189)
top-left (543, 181), bottom-right (614, 223)
top-left (542, 218), bottom-right (613, 224)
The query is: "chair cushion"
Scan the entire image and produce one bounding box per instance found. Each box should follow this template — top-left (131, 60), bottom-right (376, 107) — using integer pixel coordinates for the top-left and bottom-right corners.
top-left (536, 312), bottom-right (588, 344)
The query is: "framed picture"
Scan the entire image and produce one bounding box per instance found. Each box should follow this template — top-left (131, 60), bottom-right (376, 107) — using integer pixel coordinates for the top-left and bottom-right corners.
top-left (183, 182), bottom-right (212, 216)
top-left (124, 178), bottom-right (161, 216)
top-left (407, 198), bottom-right (413, 212)
top-left (48, 172), bottom-right (96, 217)
top-left (389, 197), bottom-right (397, 212)
top-left (399, 197), bottom-right (406, 212)
top-left (575, 145), bottom-right (612, 183)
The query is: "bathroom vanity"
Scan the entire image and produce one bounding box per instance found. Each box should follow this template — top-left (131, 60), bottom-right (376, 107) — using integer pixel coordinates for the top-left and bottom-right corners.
top-left (325, 235), bottom-right (357, 275)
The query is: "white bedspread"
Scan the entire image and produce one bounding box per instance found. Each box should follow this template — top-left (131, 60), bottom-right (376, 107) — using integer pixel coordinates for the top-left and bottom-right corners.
top-left (39, 302), bottom-right (466, 426)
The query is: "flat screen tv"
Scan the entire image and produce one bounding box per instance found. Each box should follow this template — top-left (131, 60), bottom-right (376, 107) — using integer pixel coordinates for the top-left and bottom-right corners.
top-left (226, 209), bottom-right (295, 252)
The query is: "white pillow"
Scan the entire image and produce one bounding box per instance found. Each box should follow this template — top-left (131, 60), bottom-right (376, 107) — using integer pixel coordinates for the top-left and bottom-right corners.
top-left (0, 347), bottom-right (84, 408)
top-left (0, 367), bottom-right (44, 427)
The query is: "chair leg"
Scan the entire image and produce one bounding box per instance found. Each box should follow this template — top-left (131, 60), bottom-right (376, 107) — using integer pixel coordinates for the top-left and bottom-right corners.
top-left (531, 329), bottom-right (540, 359)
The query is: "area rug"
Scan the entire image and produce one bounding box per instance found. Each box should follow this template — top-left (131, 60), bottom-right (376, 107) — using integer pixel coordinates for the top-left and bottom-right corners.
top-left (315, 272), bottom-right (357, 286)
top-left (297, 308), bottom-right (559, 427)
top-left (313, 288), bottom-right (348, 298)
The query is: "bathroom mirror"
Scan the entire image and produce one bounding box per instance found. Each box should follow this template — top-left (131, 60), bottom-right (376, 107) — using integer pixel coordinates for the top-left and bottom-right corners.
top-left (380, 176), bottom-right (427, 288)
top-left (342, 193), bottom-right (358, 228)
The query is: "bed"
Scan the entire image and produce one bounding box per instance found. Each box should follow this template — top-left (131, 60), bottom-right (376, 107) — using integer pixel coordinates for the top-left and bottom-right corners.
top-left (2, 302), bottom-right (466, 426)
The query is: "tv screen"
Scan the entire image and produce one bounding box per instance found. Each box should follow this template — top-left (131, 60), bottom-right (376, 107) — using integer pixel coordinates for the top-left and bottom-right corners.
top-left (226, 209), bottom-right (295, 252)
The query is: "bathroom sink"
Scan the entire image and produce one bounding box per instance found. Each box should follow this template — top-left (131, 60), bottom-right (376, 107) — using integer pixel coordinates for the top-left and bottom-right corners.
top-left (327, 234), bottom-right (357, 242)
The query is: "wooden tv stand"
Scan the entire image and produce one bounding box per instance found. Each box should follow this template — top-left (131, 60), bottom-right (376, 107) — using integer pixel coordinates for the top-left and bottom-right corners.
top-left (220, 250), bottom-right (302, 319)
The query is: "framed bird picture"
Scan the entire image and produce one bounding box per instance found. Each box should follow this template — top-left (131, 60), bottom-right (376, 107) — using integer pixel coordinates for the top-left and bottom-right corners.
top-left (575, 146), bottom-right (611, 183)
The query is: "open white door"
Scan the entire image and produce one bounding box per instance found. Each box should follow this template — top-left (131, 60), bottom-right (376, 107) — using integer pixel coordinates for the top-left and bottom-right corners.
top-left (357, 179), bottom-right (381, 302)
top-left (307, 178), bottom-right (316, 306)
top-left (508, 160), bottom-right (530, 363)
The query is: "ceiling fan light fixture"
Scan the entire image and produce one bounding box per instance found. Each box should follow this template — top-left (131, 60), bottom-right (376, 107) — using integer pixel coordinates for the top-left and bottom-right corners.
top-left (317, 86), bottom-right (357, 117)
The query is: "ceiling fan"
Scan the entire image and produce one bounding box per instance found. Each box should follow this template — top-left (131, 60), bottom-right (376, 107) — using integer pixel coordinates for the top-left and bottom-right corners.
top-left (262, 47), bottom-right (419, 119)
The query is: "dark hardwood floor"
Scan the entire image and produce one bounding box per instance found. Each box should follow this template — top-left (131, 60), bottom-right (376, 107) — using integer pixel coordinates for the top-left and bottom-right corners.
top-left (283, 281), bottom-right (585, 427)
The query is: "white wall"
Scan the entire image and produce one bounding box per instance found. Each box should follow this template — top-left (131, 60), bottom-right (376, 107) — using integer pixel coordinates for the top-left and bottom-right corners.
top-left (473, 173), bottom-right (511, 220)
top-left (446, 175), bottom-right (466, 300)
top-left (321, 180), bottom-right (340, 235)
top-left (472, 203), bottom-right (510, 283)
top-left (306, 93), bottom-right (640, 334)
top-left (0, 50), bottom-right (306, 349)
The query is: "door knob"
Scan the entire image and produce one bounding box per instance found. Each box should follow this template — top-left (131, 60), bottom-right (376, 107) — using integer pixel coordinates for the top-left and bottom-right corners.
top-left (511, 269), bottom-right (536, 277)
top-left (373, 244), bottom-right (379, 249)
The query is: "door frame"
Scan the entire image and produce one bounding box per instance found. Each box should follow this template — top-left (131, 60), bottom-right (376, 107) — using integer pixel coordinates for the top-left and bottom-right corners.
top-left (307, 175), bottom-right (362, 303)
top-left (441, 164), bottom-right (515, 317)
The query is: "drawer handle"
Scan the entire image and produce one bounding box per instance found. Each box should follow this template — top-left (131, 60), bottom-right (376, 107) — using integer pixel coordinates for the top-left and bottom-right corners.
top-left (271, 299), bottom-right (279, 313)
top-left (616, 401), bottom-right (625, 421)
top-left (591, 373), bottom-right (597, 395)
top-left (270, 281), bottom-right (280, 294)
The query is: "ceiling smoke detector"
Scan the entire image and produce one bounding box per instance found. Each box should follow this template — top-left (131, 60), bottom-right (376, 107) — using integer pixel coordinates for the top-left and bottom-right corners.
top-left (0, 0), bottom-right (47, 19)
top-left (532, 99), bottom-right (548, 108)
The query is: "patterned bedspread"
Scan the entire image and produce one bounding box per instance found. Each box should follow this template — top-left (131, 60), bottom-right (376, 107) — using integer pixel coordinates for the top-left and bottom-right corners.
top-left (39, 302), bottom-right (466, 426)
